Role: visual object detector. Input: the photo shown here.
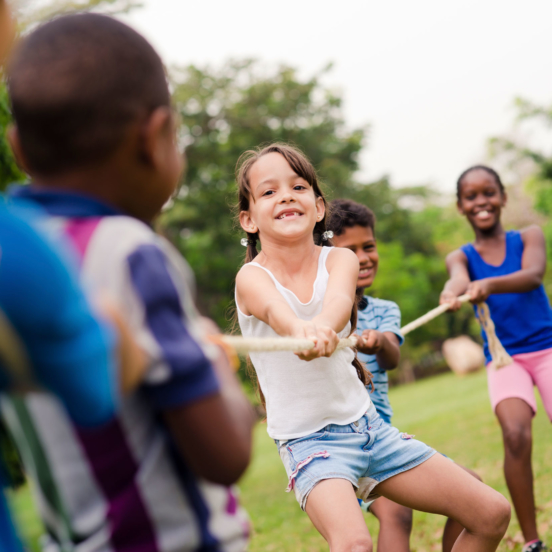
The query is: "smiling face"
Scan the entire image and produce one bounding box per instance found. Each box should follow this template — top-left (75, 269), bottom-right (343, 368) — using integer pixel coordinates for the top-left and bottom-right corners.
top-left (332, 224), bottom-right (379, 290)
top-left (457, 169), bottom-right (506, 232)
top-left (239, 152), bottom-right (325, 245)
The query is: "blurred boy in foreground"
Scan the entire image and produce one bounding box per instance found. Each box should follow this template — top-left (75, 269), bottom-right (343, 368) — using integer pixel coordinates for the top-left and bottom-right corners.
top-left (0, 3), bottom-right (143, 550)
top-left (5, 12), bottom-right (254, 552)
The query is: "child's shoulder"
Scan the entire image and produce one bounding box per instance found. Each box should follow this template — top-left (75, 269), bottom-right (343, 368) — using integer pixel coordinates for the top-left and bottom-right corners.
top-left (358, 296), bottom-right (402, 335)
top-left (519, 225), bottom-right (544, 241)
top-left (87, 215), bottom-right (188, 275)
top-left (91, 215), bottom-right (172, 257)
top-left (95, 215), bottom-right (155, 243)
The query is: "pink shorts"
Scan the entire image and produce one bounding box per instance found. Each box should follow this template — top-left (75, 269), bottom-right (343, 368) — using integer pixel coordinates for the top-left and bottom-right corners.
top-left (487, 347), bottom-right (552, 419)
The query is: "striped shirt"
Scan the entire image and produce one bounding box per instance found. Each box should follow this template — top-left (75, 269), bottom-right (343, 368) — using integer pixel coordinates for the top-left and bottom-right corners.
top-left (3, 187), bottom-right (249, 552)
top-left (357, 296), bottom-right (404, 424)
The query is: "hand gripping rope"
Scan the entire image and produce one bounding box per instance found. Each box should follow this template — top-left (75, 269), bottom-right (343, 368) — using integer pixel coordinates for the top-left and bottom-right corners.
top-left (218, 294), bottom-right (513, 369)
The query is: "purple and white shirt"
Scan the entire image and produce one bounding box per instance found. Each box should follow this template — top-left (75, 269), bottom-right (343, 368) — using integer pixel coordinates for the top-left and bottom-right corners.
top-left (3, 186), bottom-right (249, 552)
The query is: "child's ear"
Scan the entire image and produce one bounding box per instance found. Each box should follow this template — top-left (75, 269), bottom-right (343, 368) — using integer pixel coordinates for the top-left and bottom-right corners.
top-left (140, 106), bottom-right (173, 168)
top-left (456, 200), bottom-right (465, 216)
top-left (315, 196), bottom-right (325, 222)
top-left (239, 210), bottom-right (257, 234)
top-left (501, 191), bottom-right (508, 207)
top-left (7, 125), bottom-right (31, 174)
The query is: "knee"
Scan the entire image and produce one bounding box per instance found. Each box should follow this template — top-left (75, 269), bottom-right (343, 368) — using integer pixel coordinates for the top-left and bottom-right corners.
top-left (502, 425), bottom-right (532, 458)
top-left (333, 537), bottom-right (372, 552)
top-left (476, 493), bottom-right (511, 539)
top-left (389, 504), bottom-right (413, 534)
top-left (349, 538), bottom-right (373, 552)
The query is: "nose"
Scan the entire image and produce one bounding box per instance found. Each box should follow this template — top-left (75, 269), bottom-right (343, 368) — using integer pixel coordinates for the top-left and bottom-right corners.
top-left (279, 190), bottom-right (295, 203)
top-left (357, 248), bottom-right (370, 265)
top-left (474, 193), bottom-right (488, 206)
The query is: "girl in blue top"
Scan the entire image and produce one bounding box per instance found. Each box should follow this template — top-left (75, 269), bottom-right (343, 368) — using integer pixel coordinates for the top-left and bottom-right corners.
top-left (441, 165), bottom-right (552, 552)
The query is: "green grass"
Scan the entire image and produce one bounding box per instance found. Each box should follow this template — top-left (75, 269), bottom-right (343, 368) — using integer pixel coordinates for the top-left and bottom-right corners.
top-left (9, 370), bottom-right (552, 551)
top-left (239, 370), bottom-right (552, 551)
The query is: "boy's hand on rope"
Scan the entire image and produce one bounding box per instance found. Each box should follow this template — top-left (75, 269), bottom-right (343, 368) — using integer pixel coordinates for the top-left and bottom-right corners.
top-left (466, 279), bottom-right (492, 303)
top-left (201, 318), bottom-right (240, 373)
top-left (355, 330), bottom-right (384, 355)
top-left (291, 320), bottom-right (339, 361)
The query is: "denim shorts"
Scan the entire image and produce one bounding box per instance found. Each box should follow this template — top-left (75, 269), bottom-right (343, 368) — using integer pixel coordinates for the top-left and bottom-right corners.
top-left (275, 402), bottom-right (436, 510)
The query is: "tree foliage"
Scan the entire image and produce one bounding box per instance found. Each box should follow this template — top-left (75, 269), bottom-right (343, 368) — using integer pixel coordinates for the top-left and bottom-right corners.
top-left (489, 97), bottom-right (552, 293)
top-left (0, 84), bottom-right (24, 190)
top-left (163, 61), bottom-right (367, 325)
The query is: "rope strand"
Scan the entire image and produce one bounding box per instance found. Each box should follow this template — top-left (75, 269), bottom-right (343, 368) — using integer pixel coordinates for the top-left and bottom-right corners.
top-left (220, 295), bottom-right (513, 369)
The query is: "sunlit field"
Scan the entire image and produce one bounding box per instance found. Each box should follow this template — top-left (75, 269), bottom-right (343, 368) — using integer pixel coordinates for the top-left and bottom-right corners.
top-left (12, 369), bottom-right (552, 552)
top-left (239, 370), bottom-right (552, 552)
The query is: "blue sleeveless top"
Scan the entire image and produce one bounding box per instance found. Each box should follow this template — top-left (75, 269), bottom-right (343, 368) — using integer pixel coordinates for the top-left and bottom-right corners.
top-left (461, 230), bottom-right (552, 363)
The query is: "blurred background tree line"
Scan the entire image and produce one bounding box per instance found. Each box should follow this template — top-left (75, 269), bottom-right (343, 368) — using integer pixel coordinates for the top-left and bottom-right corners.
top-left (1, 0), bottom-right (551, 387)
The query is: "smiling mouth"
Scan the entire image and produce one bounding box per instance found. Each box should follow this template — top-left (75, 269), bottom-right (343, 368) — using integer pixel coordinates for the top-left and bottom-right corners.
top-left (359, 268), bottom-right (373, 278)
top-left (475, 210), bottom-right (492, 220)
top-left (277, 211), bottom-right (303, 220)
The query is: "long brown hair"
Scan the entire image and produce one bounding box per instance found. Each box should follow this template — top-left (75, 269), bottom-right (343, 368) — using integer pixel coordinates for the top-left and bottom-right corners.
top-left (235, 143), bottom-right (372, 396)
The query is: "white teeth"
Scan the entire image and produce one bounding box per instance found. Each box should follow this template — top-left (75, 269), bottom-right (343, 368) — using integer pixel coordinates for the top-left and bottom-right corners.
top-left (476, 211), bottom-right (490, 219)
top-left (278, 212), bottom-right (300, 219)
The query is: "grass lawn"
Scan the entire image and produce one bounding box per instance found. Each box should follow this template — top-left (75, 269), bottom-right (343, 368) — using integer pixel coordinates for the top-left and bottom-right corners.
top-left (9, 370), bottom-right (552, 551)
top-left (239, 370), bottom-right (552, 551)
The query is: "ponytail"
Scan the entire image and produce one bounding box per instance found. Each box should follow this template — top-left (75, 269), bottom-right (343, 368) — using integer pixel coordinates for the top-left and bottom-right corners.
top-left (244, 232), bottom-right (259, 263)
top-left (350, 297), bottom-right (373, 391)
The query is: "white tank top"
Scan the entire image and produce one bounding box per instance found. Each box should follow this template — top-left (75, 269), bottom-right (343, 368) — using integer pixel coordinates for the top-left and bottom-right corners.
top-left (236, 246), bottom-right (371, 440)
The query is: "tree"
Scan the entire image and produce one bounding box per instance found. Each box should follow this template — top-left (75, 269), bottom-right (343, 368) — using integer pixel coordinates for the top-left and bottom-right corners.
top-left (163, 61), bottom-right (367, 326)
top-left (0, 85), bottom-right (23, 190)
top-left (488, 97), bottom-right (552, 293)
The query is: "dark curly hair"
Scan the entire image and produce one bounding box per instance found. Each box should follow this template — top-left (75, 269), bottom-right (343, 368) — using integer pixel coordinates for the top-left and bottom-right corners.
top-left (327, 198), bottom-right (376, 236)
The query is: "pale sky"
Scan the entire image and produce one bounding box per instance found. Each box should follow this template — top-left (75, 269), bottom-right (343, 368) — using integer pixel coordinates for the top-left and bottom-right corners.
top-left (121, 0), bottom-right (552, 194)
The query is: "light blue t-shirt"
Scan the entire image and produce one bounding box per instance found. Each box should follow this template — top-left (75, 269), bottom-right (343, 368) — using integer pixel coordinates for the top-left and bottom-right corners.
top-left (357, 296), bottom-right (404, 424)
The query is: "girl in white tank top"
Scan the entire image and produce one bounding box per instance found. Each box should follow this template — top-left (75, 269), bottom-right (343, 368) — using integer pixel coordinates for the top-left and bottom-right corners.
top-left (234, 144), bottom-right (510, 551)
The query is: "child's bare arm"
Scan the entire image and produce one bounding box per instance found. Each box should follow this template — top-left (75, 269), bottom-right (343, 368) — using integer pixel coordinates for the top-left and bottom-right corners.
top-left (440, 249), bottom-right (471, 311)
top-left (356, 330), bottom-right (400, 370)
top-left (312, 248), bottom-right (359, 333)
top-left (236, 265), bottom-right (302, 335)
top-left (236, 263), bottom-right (340, 361)
top-left (467, 226), bottom-right (545, 302)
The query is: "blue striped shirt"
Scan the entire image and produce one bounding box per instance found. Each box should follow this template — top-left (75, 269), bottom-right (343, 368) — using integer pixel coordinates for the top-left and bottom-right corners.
top-left (357, 296), bottom-right (404, 424)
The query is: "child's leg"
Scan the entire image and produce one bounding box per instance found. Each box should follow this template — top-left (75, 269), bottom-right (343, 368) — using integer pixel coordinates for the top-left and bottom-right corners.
top-left (495, 397), bottom-right (537, 543)
top-left (441, 465), bottom-right (482, 552)
top-left (526, 347), bottom-right (552, 421)
top-left (305, 479), bottom-right (373, 552)
top-left (376, 454), bottom-right (511, 552)
top-left (369, 497), bottom-right (412, 552)
top-left (486, 356), bottom-right (539, 544)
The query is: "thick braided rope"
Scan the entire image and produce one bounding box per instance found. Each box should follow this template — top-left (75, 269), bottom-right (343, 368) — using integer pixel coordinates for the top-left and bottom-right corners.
top-left (400, 294), bottom-right (472, 335)
top-left (221, 294), bottom-right (513, 368)
top-left (220, 335), bottom-right (358, 355)
top-left (474, 302), bottom-right (513, 369)
top-left (400, 294), bottom-right (512, 369)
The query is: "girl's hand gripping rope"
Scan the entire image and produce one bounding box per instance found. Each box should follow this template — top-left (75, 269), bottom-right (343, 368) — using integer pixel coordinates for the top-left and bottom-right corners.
top-left (465, 279), bottom-right (492, 303)
top-left (439, 290), bottom-right (464, 311)
top-left (291, 320), bottom-right (339, 361)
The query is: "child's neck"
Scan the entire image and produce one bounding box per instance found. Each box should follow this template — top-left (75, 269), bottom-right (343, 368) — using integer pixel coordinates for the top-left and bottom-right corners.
top-left (473, 221), bottom-right (505, 245)
top-left (257, 238), bottom-right (318, 276)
